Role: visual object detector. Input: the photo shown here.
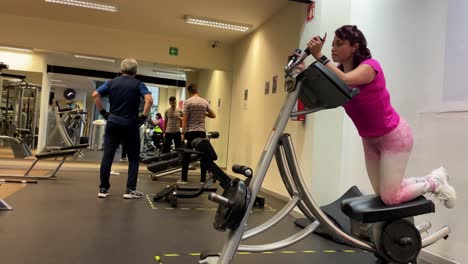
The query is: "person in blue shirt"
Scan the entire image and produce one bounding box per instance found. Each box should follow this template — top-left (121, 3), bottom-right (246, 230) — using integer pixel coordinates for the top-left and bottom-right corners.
top-left (92, 58), bottom-right (153, 199)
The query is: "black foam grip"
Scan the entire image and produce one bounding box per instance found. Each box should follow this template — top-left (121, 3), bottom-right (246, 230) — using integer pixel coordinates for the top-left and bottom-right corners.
top-left (207, 131), bottom-right (219, 139)
top-left (232, 165), bottom-right (252, 177)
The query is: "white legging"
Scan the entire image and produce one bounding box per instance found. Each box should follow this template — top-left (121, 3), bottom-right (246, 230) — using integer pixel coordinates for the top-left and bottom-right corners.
top-left (362, 119), bottom-right (437, 205)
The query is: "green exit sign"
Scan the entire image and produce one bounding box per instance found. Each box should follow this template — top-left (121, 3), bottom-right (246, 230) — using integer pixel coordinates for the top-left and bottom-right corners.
top-left (169, 47), bottom-right (179, 56)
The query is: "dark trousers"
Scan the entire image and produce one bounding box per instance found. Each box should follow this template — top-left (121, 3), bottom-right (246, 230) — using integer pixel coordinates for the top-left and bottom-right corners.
top-left (121, 144), bottom-right (127, 159)
top-left (181, 131), bottom-right (207, 182)
top-left (100, 121), bottom-right (140, 190)
top-left (162, 132), bottom-right (182, 153)
top-left (151, 132), bottom-right (163, 151)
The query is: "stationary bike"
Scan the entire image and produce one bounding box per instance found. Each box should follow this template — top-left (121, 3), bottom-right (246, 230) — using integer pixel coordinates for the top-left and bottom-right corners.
top-left (199, 48), bottom-right (450, 264)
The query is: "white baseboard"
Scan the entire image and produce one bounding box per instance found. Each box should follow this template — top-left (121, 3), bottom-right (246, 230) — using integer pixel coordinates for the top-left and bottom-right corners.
top-left (419, 250), bottom-right (460, 264)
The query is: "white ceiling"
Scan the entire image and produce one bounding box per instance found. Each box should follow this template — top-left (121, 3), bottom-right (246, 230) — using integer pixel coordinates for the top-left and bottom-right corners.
top-left (1, 0), bottom-right (289, 44)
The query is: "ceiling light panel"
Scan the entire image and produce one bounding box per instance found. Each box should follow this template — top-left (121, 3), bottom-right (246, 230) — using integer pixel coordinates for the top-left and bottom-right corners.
top-left (184, 16), bottom-right (252, 32)
top-left (0, 46), bottom-right (33, 53)
top-left (44, 0), bottom-right (118, 12)
top-left (73, 54), bottom-right (116, 63)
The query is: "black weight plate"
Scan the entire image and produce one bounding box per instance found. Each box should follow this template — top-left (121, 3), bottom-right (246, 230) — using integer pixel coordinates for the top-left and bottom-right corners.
top-left (214, 180), bottom-right (238, 231)
top-left (169, 192), bottom-right (178, 207)
top-left (214, 179), bottom-right (248, 231)
top-left (153, 185), bottom-right (176, 201)
top-left (381, 219), bottom-right (421, 263)
top-left (227, 180), bottom-right (248, 230)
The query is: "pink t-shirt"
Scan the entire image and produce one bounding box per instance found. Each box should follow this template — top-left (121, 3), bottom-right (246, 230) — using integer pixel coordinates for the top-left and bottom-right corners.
top-left (343, 58), bottom-right (400, 138)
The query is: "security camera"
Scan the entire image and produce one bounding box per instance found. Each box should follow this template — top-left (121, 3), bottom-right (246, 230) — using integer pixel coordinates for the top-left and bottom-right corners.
top-left (210, 41), bottom-right (220, 48)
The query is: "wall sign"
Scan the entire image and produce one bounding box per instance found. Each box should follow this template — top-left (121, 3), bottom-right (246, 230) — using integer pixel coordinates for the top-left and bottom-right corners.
top-left (169, 47), bottom-right (179, 56)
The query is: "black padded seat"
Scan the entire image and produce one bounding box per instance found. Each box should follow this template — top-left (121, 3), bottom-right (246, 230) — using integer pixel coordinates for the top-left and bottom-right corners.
top-left (35, 150), bottom-right (78, 159)
top-left (341, 195), bottom-right (435, 223)
top-left (57, 144), bottom-right (89, 150)
top-left (142, 152), bottom-right (179, 164)
top-left (147, 155), bottom-right (200, 173)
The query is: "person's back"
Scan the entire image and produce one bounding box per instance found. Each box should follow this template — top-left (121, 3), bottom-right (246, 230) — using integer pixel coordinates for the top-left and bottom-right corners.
top-left (93, 58), bottom-right (153, 199)
top-left (180, 84), bottom-right (216, 184)
top-left (184, 96), bottom-right (210, 132)
top-left (343, 58), bottom-right (400, 138)
top-left (107, 75), bottom-right (143, 119)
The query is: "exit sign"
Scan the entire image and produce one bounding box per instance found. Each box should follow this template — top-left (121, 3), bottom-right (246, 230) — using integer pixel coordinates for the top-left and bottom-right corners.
top-left (169, 47), bottom-right (179, 56)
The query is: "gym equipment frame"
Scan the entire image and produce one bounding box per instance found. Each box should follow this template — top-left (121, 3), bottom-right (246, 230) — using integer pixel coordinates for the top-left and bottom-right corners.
top-left (200, 52), bottom-right (450, 264)
top-left (0, 145), bottom-right (88, 180)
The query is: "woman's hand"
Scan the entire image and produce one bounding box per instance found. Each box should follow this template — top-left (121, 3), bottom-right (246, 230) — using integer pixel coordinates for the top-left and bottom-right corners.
top-left (307, 33), bottom-right (327, 60)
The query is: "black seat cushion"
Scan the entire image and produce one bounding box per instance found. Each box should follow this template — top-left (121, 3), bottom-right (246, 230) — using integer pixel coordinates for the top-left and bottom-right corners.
top-left (57, 144), bottom-right (89, 150)
top-left (35, 149), bottom-right (78, 159)
top-left (341, 195), bottom-right (435, 223)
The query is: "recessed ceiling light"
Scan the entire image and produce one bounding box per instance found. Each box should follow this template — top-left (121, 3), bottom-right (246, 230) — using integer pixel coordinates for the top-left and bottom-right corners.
top-left (51, 79), bottom-right (63, 82)
top-left (184, 15), bottom-right (252, 32)
top-left (73, 54), bottom-right (116, 63)
top-left (51, 83), bottom-right (68, 87)
top-left (0, 46), bottom-right (33, 53)
top-left (44, 0), bottom-right (118, 12)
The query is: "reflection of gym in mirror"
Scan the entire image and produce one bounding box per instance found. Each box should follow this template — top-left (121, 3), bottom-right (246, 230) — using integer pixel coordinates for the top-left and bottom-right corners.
top-left (0, 62), bottom-right (41, 159)
top-left (39, 63), bottom-right (232, 166)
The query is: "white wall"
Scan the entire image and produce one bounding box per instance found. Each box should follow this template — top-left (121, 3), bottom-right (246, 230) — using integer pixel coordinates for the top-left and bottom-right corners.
top-left (300, 0), bottom-right (463, 262)
top-left (348, 1), bottom-right (465, 262)
top-left (299, 0), bottom-right (352, 205)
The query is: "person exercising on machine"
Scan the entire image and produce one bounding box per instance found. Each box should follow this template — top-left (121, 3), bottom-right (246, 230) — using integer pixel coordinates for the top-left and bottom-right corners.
top-left (304, 25), bottom-right (456, 208)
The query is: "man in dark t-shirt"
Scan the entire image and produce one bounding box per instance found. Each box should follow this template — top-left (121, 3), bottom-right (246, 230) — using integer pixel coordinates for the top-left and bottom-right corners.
top-left (93, 58), bottom-right (153, 199)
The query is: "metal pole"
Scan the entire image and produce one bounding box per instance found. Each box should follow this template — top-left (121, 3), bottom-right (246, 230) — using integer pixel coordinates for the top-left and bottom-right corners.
top-left (216, 81), bottom-right (303, 264)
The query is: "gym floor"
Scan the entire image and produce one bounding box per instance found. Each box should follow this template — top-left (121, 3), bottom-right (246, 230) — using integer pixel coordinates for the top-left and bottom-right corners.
top-left (0, 169), bottom-right (430, 264)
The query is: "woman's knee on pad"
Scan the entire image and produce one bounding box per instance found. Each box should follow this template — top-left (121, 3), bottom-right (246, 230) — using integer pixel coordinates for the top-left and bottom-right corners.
top-left (380, 190), bottom-right (403, 206)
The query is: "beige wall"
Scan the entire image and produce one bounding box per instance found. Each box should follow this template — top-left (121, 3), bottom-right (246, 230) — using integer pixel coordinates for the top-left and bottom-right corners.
top-left (228, 4), bottom-right (306, 195)
top-left (0, 13), bottom-right (233, 71)
top-left (197, 70), bottom-right (233, 168)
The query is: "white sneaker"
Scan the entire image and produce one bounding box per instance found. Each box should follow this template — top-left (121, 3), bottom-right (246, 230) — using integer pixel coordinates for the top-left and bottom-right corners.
top-left (120, 158), bottom-right (128, 162)
top-left (123, 190), bottom-right (144, 199)
top-left (176, 179), bottom-right (188, 184)
top-left (431, 167), bottom-right (456, 208)
top-left (98, 188), bottom-right (110, 198)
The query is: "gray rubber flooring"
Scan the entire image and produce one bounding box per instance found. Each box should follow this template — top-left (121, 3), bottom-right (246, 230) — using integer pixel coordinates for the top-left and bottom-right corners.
top-left (0, 170), bottom-right (381, 264)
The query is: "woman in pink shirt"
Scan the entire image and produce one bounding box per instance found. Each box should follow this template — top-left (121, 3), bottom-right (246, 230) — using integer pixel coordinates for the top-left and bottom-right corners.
top-left (306, 25), bottom-right (456, 208)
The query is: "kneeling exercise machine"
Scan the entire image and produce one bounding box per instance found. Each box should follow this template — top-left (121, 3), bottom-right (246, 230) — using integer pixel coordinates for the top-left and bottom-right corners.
top-left (199, 50), bottom-right (450, 264)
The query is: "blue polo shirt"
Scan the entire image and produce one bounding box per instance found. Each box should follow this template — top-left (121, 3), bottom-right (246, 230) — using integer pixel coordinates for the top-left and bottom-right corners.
top-left (96, 75), bottom-right (150, 119)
